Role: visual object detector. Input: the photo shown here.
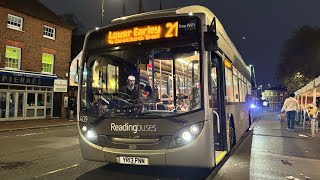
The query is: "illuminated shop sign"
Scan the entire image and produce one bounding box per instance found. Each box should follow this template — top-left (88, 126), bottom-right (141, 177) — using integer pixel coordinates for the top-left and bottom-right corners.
top-left (0, 71), bottom-right (55, 86)
top-left (106, 22), bottom-right (178, 45)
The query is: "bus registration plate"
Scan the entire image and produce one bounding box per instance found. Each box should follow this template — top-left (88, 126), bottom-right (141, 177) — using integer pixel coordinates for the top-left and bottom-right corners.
top-left (119, 156), bottom-right (149, 165)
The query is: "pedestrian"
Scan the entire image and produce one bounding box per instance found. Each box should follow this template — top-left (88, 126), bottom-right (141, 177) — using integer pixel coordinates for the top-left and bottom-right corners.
top-left (281, 93), bottom-right (299, 131)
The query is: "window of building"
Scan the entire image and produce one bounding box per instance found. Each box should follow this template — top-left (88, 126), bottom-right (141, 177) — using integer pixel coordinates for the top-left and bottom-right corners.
top-left (7, 14), bottom-right (23, 31)
top-left (43, 25), bottom-right (56, 40)
top-left (42, 53), bottom-right (54, 73)
top-left (5, 46), bottom-right (21, 69)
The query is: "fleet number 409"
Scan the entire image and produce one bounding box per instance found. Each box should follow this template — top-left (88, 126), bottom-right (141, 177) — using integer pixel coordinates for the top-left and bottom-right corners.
top-left (79, 116), bottom-right (88, 122)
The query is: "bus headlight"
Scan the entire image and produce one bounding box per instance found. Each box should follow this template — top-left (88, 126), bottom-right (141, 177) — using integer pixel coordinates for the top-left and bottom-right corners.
top-left (190, 125), bottom-right (200, 134)
top-left (81, 126), bottom-right (88, 133)
top-left (80, 124), bottom-right (99, 144)
top-left (182, 131), bottom-right (192, 141)
top-left (250, 104), bottom-right (256, 109)
top-left (169, 122), bottom-right (204, 148)
top-left (86, 129), bottom-right (98, 141)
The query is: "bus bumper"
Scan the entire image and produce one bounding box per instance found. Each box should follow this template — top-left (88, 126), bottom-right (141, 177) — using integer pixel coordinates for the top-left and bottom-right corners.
top-left (79, 122), bottom-right (215, 167)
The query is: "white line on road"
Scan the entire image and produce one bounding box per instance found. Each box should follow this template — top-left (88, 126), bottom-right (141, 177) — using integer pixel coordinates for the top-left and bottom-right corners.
top-left (16, 132), bottom-right (44, 137)
top-left (35, 164), bottom-right (80, 178)
top-left (46, 131), bottom-right (56, 133)
top-left (0, 136), bottom-right (9, 138)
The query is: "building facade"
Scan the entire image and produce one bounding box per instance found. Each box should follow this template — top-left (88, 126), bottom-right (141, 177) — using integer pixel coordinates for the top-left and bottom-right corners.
top-left (262, 87), bottom-right (288, 110)
top-left (0, 0), bottom-right (72, 120)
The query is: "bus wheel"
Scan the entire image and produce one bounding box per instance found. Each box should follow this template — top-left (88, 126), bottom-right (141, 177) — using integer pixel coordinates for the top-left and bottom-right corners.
top-left (229, 119), bottom-right (236, 149)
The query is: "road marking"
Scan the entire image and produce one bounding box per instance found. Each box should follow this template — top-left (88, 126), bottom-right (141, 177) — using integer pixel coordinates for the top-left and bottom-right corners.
top-left (0, 136), bottom-right (9, 139)
top-left (46, 131), bottom-right (56, 133)
top-left (35, 164), bottom-right (80, 178)
top-left (16, 132), bottom-right (44, 137)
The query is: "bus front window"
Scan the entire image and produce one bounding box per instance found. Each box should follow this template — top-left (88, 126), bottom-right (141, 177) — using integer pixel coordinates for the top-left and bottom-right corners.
top-left (81, 46), bottom-right (201, 117)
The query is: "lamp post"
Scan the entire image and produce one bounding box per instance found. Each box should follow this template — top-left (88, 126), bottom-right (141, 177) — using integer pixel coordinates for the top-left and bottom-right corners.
top-left (122, 0), bottom-right (126, 16)
top-left (160, 0), bottom-right (163, 10)
top-left (101, 0), bottom-right (105, 26)
top-left (139, 0), bottom-right (143, 13)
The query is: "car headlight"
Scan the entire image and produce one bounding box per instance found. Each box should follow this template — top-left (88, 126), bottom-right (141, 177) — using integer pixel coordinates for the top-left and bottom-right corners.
top-left (169, 122), bottom-right (204, 148)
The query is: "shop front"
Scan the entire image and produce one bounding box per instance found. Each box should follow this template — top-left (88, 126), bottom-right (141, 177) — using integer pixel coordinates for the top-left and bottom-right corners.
top-left (0, 69), bottom-right (56, 121)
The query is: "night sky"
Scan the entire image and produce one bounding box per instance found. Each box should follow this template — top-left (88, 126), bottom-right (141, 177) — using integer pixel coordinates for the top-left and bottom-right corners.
top-left (40, 0), bottom-right (320, 87)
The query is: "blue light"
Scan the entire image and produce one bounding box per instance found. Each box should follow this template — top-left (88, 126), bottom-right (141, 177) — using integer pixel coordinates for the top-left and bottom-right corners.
top-left (250, 104), bottom-right (256, 109)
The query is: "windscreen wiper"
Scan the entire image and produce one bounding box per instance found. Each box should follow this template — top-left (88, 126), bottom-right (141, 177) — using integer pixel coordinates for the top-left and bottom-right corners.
top-left (90, 106), bottom-right (142, 126)
top-left (138, 112), bottom-right (187, 124)
top-left (90, 109), bottom-right (115, 126)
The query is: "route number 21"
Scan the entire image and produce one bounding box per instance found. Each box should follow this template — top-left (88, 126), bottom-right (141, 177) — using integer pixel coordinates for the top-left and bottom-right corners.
top-left (165, 22), bottom-right (178, 38)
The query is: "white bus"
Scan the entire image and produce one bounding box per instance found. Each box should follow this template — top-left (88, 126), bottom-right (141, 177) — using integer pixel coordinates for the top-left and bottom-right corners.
top-left (77, 5), bottom-right (252, 168)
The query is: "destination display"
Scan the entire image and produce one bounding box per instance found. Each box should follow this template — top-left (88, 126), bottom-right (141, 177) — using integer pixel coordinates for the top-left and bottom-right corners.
top-left (107, 22), bottom-right (178, 45)
top-left (86, 16), bottom-right (200, 50)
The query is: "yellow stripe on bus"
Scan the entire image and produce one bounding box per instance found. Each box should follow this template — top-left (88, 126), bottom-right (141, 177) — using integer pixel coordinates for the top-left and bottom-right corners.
top-left (216, 151), bottom-right (227, 164)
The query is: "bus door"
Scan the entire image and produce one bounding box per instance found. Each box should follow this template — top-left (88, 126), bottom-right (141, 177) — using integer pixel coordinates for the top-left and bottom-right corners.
top-left (210, 53), bottom-right (228, 162)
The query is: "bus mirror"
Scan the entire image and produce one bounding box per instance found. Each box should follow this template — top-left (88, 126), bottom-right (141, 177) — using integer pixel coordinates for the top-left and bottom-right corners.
top-left (204, 32), bottom-right (218, 51)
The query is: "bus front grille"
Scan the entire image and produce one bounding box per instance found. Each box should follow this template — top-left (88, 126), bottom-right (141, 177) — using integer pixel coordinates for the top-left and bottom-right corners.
top-left (98, 135), bottom-right (172, 150)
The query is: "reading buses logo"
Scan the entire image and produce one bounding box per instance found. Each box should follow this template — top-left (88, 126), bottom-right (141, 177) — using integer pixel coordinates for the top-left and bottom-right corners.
top-left (110, 123), bottom-right (157, 134)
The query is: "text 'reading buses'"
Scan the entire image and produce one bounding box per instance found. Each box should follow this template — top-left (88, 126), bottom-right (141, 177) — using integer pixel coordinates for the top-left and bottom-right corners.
top-left (106, 22), bottom-right (178, 45)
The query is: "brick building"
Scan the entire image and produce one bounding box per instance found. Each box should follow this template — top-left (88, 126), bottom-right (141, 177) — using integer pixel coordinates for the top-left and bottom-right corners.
top-left (261, 87), bottom-right (288, 110)
top-left (0, 0), bottom-right (72, 120)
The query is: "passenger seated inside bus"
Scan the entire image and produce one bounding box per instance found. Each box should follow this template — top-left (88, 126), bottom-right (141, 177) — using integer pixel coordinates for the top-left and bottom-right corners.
top-left (139, 84), bottom-right (148, 103)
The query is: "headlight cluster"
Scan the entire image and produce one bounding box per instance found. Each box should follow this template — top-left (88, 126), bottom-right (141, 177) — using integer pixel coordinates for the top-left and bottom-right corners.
top-left (169, 122), bottom-right (204, 148)
top-left (80, 125), bottom-right (99, 144)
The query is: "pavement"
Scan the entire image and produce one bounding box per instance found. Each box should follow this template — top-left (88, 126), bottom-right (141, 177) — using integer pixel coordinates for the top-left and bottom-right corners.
top-left (0, 118), bottom-right (77, 132)
top-left (213, 110), bottom-right (320, 180)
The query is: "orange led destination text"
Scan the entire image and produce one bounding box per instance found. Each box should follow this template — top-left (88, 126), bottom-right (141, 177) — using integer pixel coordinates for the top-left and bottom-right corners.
top-left (107, 22), bottom-right (178, 45)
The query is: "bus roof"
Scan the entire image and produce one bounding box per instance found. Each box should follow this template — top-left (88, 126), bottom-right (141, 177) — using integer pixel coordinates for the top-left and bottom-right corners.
top-left (111, 5), bottom-right (250, 77)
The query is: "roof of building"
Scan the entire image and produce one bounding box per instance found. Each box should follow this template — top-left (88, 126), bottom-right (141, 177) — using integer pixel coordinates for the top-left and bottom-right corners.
top-left (264, 87), bottom-right (287, 91)
top-left (0, 0), bottom-right (72, 29)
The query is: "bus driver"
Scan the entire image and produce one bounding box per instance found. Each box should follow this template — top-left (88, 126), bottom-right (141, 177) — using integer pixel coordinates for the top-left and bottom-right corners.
top-left (121, 75), bottom-right (139, 100)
